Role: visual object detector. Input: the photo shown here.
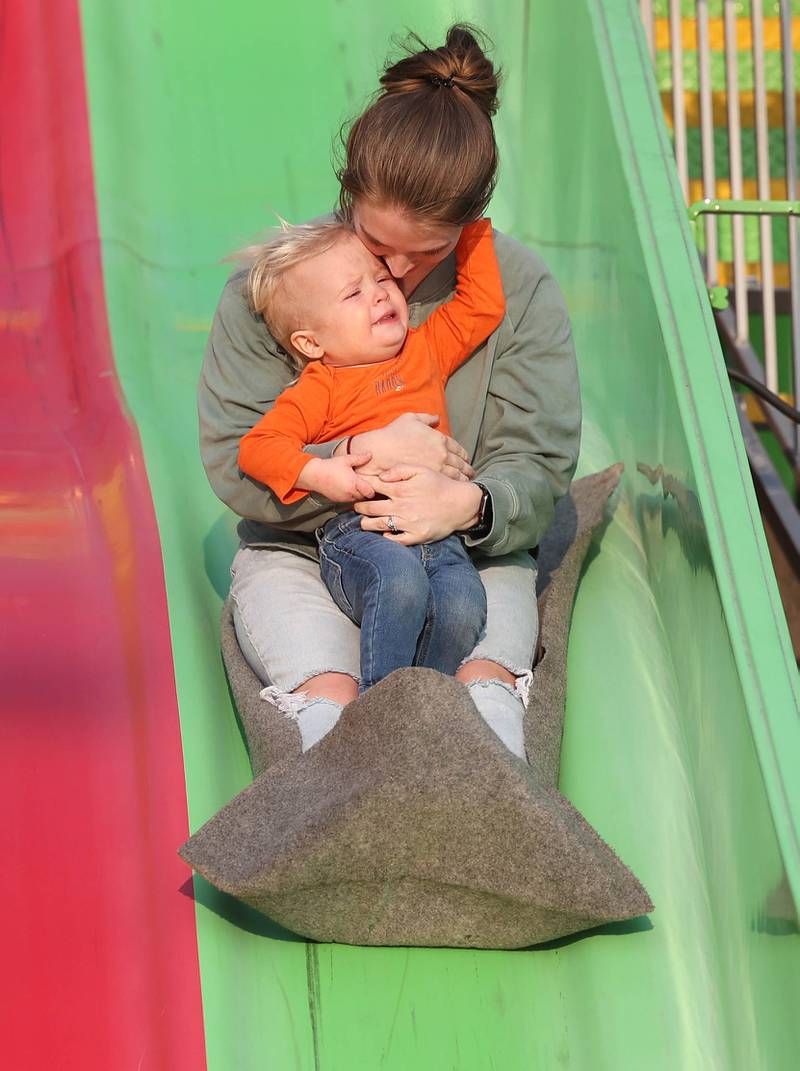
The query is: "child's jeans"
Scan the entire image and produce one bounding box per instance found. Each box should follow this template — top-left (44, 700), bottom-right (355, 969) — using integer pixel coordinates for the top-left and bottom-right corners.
top-left (317, 511), bottom-right (487, 691)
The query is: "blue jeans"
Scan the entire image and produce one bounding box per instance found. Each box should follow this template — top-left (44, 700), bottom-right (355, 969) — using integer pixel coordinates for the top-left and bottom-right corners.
top-left (231, 545), bottom-right (538, 693)
top-left (317, 512), bottom-right (487, 691)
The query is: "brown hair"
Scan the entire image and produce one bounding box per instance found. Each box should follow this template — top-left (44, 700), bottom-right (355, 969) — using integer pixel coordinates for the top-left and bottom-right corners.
top-left (337, 24), bottom-right (501, 227)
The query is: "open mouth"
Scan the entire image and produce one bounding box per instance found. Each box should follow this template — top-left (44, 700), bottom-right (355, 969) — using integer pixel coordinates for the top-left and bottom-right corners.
top-left (374, 310), bottom-right (399, 326)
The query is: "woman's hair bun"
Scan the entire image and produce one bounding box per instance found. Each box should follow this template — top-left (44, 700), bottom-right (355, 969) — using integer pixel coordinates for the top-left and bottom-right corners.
top-left (380, 23), bottom-right (500, 117)
top-left (338, 22), bottom-right (501, 225)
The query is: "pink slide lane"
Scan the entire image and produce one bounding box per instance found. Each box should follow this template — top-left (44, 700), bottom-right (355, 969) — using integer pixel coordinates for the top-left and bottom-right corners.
top-left (0, 2), bottom-right (207, 1067)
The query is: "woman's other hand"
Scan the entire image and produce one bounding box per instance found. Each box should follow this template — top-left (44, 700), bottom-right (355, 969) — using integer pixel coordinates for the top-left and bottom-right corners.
top-left (354, 466), bottom-right (483, 545)
top-left (339, 413), bottom-right (474, 481)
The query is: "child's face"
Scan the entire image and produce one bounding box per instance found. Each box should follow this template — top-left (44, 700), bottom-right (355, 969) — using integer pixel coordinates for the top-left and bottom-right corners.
top-left (288, 235), bottom-right (408, 367)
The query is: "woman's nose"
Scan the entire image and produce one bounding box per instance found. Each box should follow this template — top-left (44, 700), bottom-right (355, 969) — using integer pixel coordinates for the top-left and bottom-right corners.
top-left (385, 254), bottom-right (413, 279)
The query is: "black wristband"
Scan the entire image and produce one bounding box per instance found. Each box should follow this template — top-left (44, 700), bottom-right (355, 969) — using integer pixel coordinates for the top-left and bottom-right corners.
top-left (460, 483), bottom-right (493, 539)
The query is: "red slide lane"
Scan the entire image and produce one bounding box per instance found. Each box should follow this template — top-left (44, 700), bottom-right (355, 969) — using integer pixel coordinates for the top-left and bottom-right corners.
top-left (0, 3), bottom-right (207, 1067)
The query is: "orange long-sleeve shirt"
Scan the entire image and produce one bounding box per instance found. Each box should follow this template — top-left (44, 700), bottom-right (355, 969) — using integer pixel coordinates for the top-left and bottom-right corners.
top-left (238, 218), bottom-right (505, 503)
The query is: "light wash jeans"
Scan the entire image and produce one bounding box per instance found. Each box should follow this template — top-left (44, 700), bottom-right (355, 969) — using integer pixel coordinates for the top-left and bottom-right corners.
top-left (318, 512), bottom-right (487, 691)
top-left (230, 543), bottom-right (538, 696)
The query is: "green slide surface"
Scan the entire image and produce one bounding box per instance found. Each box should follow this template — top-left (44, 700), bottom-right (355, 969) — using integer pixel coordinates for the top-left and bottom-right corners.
top-left (79, 1), bottom-right (800, 1067)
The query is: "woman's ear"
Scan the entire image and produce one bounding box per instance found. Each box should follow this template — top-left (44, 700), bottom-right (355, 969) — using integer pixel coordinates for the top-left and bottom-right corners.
top-left (290, 329), bottom-right (324, 362)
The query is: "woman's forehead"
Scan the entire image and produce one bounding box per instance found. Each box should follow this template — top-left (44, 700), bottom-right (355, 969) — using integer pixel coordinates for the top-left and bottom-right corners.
top-left (352, 201), bottom-right (458, 252)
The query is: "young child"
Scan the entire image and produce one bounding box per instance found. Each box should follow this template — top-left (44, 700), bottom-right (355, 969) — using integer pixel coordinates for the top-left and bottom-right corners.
top-left (238, 217), bottom-right (504, 697)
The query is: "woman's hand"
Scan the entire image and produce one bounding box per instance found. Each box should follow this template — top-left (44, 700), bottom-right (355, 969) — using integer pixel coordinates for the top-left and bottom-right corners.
top-left (337, 413), bottom-right (474, 481)
top-left (354, 466), bottom-right (483, 545)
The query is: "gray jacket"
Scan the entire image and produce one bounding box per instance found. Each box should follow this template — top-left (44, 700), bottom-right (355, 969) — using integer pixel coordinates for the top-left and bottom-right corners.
top-left (198, 229), bottom-right (581, 561)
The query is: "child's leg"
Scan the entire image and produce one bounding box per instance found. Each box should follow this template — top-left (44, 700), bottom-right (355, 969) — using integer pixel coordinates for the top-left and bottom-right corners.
top-left (414, 535), bottom-right (487, 675)
top-left (318, 513), bottom-right (431, 690)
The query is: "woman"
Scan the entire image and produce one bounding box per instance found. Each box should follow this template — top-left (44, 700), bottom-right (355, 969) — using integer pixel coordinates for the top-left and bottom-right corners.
top-left (198, 25), bottom-right (581, 760)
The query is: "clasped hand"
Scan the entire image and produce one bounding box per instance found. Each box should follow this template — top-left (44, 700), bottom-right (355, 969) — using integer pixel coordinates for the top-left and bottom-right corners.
top-left (307, 412), bottom-right (482, 545)
top-left (355, 466), bottom-right (482, 545)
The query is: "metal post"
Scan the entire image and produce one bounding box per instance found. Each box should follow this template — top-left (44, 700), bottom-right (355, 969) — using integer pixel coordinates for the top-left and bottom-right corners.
top-left (696, 0), bottom-right (718, 285)
top-left (724, 0), bottom-right (749, 343)
top-left (639, 0), bottom-right (655, 64)
top-left (751, 0), bottom-right (779, 392)
top-left (780, 0), bottom-right (800, 471)
top-left (669, 0), bottom-right (689, 200)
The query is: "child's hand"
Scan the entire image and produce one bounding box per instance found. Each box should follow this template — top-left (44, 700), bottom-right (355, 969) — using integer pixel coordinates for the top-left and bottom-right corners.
top-left (296, 455), bottom-right (375, 502)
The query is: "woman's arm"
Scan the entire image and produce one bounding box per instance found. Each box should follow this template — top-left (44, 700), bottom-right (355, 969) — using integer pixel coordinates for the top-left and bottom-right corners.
top-left (356, 237), bottom-right (581, 552)
top-left (465, 239), bottom-right (581, 555)
top-left (416, 218), bottom-right (505, 378)
top-left (199, 273), bottom-right (474, 528)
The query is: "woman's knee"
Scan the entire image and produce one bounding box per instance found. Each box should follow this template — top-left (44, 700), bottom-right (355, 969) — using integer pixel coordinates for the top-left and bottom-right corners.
top-left (455, 658), bottom-right (516, 686)
top-left (468, 551), bottom-right (539, 677)
top-left (294, 672), bottom-right (359, 705)
top-left (231, 547), bottom-right (361, 690)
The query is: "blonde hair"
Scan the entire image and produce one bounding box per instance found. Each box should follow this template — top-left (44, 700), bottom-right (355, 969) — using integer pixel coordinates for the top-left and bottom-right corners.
top-left (242, 218), bottom-right (354, 364)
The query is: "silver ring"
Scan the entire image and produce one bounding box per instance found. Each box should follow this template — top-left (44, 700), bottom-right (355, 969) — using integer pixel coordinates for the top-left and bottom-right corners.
top-left (387, 515), bottom-right (399, 534)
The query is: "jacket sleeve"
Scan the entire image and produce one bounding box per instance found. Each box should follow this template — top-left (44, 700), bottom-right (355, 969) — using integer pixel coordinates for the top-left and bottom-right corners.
top-left (465, 239), bottom-right (581, 556)
top-left (238, 368), bottom-right (331, 504)
top-left (197, 272), bottom-right (340, 529)
top-left (417, 219), bottom-right (506, 379)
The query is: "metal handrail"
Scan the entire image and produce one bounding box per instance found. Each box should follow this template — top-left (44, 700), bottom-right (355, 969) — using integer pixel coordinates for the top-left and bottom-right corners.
top-left (688, 199), bottom-right (800, 222)
top-left (689, 199), bottom-right (800, 476)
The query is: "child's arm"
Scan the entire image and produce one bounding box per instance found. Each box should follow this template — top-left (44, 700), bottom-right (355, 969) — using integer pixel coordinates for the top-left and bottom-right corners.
top-left (294, 453), bottom-right (374, 502)
top-left (416, 218), bottom-right (506, 378)
top-left (238, 368), bottom-right (373, 503)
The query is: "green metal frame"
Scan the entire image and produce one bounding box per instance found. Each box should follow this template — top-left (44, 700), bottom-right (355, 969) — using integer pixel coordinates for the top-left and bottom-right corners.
top-left (688, 198), bottom-right (800, 221)
top-left (687, 200), bottom-right (800, 308)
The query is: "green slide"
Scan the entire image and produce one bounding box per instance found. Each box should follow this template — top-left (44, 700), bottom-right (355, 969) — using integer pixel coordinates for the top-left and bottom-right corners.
top-left (79, 0), bottom-right (800, 1066)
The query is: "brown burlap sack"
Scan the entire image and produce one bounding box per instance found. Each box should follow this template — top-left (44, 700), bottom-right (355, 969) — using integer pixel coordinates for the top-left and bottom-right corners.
top-left (527, 462), bottom-right (624, 785)
top-left (181, 464), bottom-right (653, 947)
